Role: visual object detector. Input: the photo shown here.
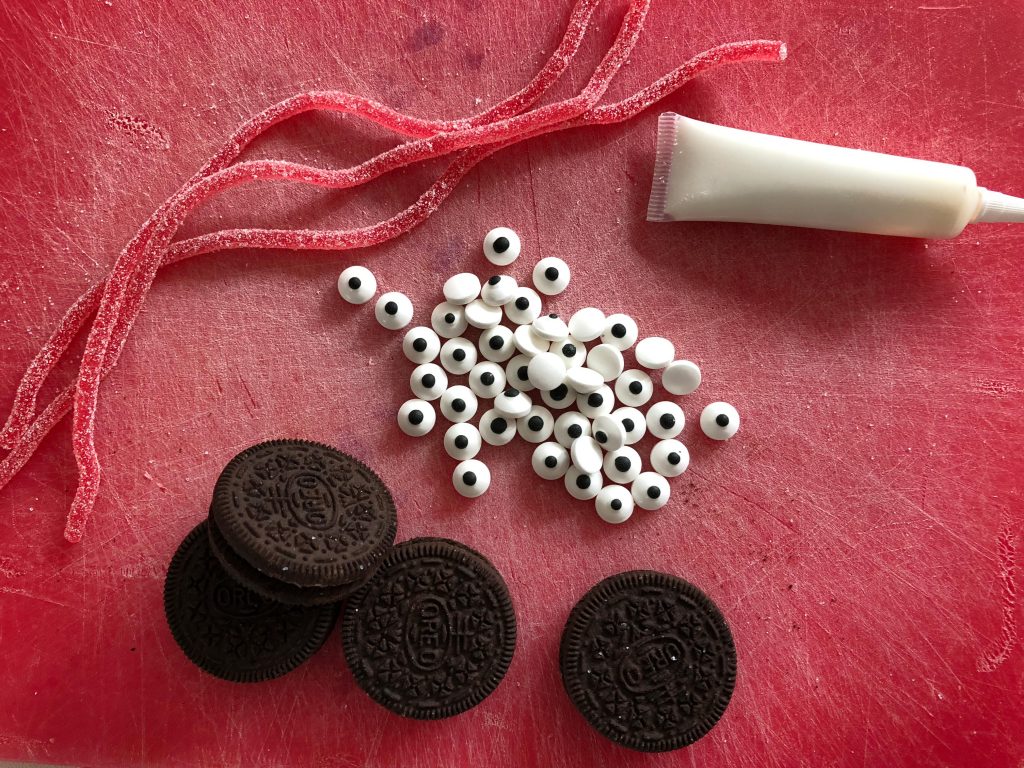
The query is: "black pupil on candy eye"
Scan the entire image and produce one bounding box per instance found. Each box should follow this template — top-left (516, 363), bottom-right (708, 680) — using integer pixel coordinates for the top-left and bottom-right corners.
top-left (628, 381), bottom-right (643, 395)
top-left (660, 414), bottom-right (676, 429)
top-left (493, 236), bottom-right (510, 253)
top-left (551, 385), bottom-right (568, 400)
top-left (544, 456), bottom-right (557, 468)
top-left (453, 349), bottom-right (466, 361)
top-left (489, 336), bottom-right (504, 350)
top-left (647, 486), bottom-right (661, 499)
top-left (422, 374), bottom-right (435, 388)
top-left (611, 323), bottom-right (626, 338)
top-left (716, 413), bottom-right (731, 427)
top-left (492, 417), bottom-right (508, 433)
top-left (488, 275), bottom-right (500, 285)
top-left (595, 431), bottom-right (607, 444)
top-left (517, 366), bottom-right (528, 381)
top-left (515, 297), bottom-right (530, 311)
top-left (610, 499), bottom-right (622, 511)
top-left (567, 425), bottom-right (582, 439)
top-left (576, 475), bottom-right (591, 489)
top-left (481, 372), bottom-right (495, 385)
top-left (463, 471), bottom-right (477, 486)
top-left (385, 301), bottom-right (398, 315)
top-left (348, 277), bottom-right (361, 290)
top-left (587, 393), bottom-right (603, 408)
top-left (544, 267), bottom-right (559, 281)
top-left (668, 452), bottom-right (680, 465)
top-left (444, 313), bottom-right (456, 324)
top-left (412, 338), bottom-right (427, 352)
top-left (408, 410), bottom-right (423, 425)
top-left (454, 436), bottom-right (469, 449)
top-left (562, 344), bottom-right (576, 357)
top-left (622, 418), bottom-right (634, 432)
top-left (528, 416), bottom-right (543, 431)
top-left (548, 313), bottom-right (558, 319)
top-left (614, 457), bottom-right (631, 472)
top-left (505, 387), bottom-right (519, 397)
top-left (453, 399), bottom-right (466, 412)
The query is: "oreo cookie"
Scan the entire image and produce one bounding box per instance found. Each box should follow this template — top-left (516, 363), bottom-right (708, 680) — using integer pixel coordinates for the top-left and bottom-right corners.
top-left (560, 571), bottom-right (736, 752)
top-left (164, 522), bottom-right (338, 682)
top-left (341, 538), bottom-right (516, 719)
top-left (211, 440), bottom-right (397, 588)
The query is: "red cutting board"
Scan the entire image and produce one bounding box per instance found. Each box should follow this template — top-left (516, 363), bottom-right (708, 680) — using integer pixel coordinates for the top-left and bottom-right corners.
top-left (1, 0), bottom-right (1022, 765)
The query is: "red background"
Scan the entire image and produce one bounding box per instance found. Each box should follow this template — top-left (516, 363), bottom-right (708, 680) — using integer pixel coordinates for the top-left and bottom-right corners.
top-left (1, 0), bottom-right (1022, 765)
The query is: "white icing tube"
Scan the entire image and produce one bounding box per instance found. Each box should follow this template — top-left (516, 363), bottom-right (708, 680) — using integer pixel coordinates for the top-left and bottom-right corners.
top-left (647, 113), bottom-right (1024, 238)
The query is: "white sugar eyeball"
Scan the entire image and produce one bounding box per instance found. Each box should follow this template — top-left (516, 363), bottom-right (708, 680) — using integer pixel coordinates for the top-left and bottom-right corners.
top-left (632, 472), bottom-right (670, 510)
top-left (651, 439), bottom-right (689, 477)
top-left (662, 360), bottom-right (701, 396)
top-left (612, 407), bottom-right (647, 445)
top-left (533, 257), bottom-right (571, 296)
top-left (700, 402), bottom-right (740, 440)
top-left (467, 362), bottom-right (506, 399)
top-left (595, 485), bottom-right (634, 524)
top-left (586, 344), bottom-right (624, 382)
top-left (506, 287), bottom-right (542, 325)
top-left (647, 401), bottom-right (684, 439)
top-left (568, 307), bottom-right (606, 342)
top-left (398, 398), bottom-right (435, 437)
top-left (453, 459), bottom-right (490, 498)
top-left (527, 352), bottom-right (567, 392)
top-left (493, 387), bottom-right (532, 419)
top-left (577, 385), bottom-right (614, 419)
top-left (591, 414), bottom-right (626, 452)
top-left (635, 336), bottom-right (675, 369)
top-left (402, 326), bottom-right (441, 364)
top-left (553, 337), bottom-right (586, 370)
top-left (479, 325), bottom-right (515, 363)
top-left (440, 337), bottom-right (477, 375)
top-left (480, 408), bottom-right (516, 446)
top-left (554, 411), bottom-right (591, 448)
top-left (615, 369), bottom-right (654, 407)
top-left (601, 313), bottom-right (638, 350)
top-left (483, 227), bottom-right (521, 266)
top-left (481, 274), bottom-right (518, 307)
top-left (431, 301), bottom-right (468, 339)
top-left (464, 299), bottom-right (502, 329)
top-left (532, 441), bottom-right (569, 480)
top-left (375, 292), bottom-right (413, 330)
top-left (541, 383), bottom-right (576, 410)
top-left (445, 423), bottom-right (482, 460)
top-left (443, 273), bottom-right (481, 305)
top-left (513, 324), bottom-right (550, 357)
top-left (517, 405), bottom-right (554, 443)
top-left (565, 366), bottom-right (604, 394)
top-left (533, 313), bottom-right (569, 343)
top-left (410, 363), bottom-right (448, 400)
top-left (565, 466), bottom-right (602, 500)
top-left (603, 446), bottom-right (641, 484)
top-left (570, 436), bottom-right (604, 475)
top-left (504, 354), bottom-right (534, 393)
top-left (338, 266), bottom-right (376, 304)
top-left (440, 385), bottom-right (478, 424)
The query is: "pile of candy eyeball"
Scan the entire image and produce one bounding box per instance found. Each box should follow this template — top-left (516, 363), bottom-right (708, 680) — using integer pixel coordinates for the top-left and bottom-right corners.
top-left (337, 227), bottom-right (740, 525)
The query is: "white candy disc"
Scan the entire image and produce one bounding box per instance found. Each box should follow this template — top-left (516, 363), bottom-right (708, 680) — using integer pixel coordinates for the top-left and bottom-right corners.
top-left (700, 402), bottom-right (740, 440)
top-left (398, 398), bottom-right (435, 437)
top-left (440, 385), bottom-right (478, 424)
top-left (586, 344), bottom-right (624, 382)
top-left (603, 446), bottom-right (641, 484)
top-left (504, 354), bottom-right (534, 393)
top-left (506, 287), bottom-right (542, 325)
top-left (565, 466), bottom-right (602, 500)
top-left (662, 360), bottom-right (701, 395)
top-left (375, 292), bottom-right (413, 330)
top-left (480, 408), bottom-right (516, 446)
top-left (527, 352), bottom-right (567, 392)
top-left (532, 313), bottom-right (569, 342)
top-left (410, 363), bottom-right (448, 400)
top-left (576, 385), bottom-right (614, 419)
top-left (513, 324), bottom-right (550, 357)
top-left (570, 436), bottom-right (604, 475)
top-left (532, 442), bottom-right (570, 480)
top-left (635, 336), bottom-right (675, 369)
top-left (481, 274), bottom-right (518, 307)
top-left (337, 266), bottom-right (376, 304)
top-left (453, 459), bottom-right (490, 498)
top-left (651, 439), bottom-right (689, 477)
top-left (554, 411), bottom-right (591, 448)
top-left (402, 326), bottom-right (441, 364)
top-left (444, 423), bottom-right (482, 461)
top-left (591, 414), bottom-right (626, 452)
top-left (430, 301), bottom-right (468, 339)
top-left (493, 388), bottom-right (532, 419)
top-left (533, 257), bottom-right (571, 296)
top-left (612, 407), bottom-right (647, 445)
top-left (468, 362), bottom-right (506, 399)
top-left (568, 307), bottom-right (606, 342)
top-left (479, 325), bottom-right (515, 362)
top-left (595, 485), bottom-right (634, 524)
top-left (647, 401), bottom-right (685, 439)
top-left (565, 366), bottom-right (603, 394)
top-left (632, 472), bottom-right (670, 510)
top-left (615, 370), bottom-right (654, 407)
top-left (440, 337), bottom-right (477, 375)
top-left (483, 227), bottom-right (521, 266)
top-left (517, 405), bottom-right (554, 443)
top-left (464, 299), bottom-right (502, 329)
top-left (443, 273), bottom-right (481, 305)
top-left (601, 313), bottom-right (638, 350)
top-left (540, 383), bottom-right (576, 410)
top-left (553, 337), bottom-right (586, 370)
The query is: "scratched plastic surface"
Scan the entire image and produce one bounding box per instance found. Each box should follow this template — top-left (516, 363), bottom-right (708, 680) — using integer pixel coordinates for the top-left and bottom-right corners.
top-left (1, 0), bottom-right (1022, 766)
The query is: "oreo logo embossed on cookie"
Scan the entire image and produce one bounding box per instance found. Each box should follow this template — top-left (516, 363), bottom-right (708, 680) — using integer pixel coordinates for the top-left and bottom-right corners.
top-left (559, 571), bottom-right (737, 752)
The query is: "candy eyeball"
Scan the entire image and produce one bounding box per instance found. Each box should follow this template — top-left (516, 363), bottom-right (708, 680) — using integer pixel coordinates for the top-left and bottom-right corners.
top-left (410, 363), bottom-right (448, 400)
top-left (480, 408), bottom-right (516, 446)
top-left (635, 336), bottom-right (675, 369)
top-left (453, 459), bottom-right (490, 498)
top-left (615, 369), bottom-right (654, 407)
top-left (553, 337), bottom-right (587, 370)
top-left (444, 423), bottom-right (482, 461)
top-left (532, 441), bottom-right (570, 480)
top-left (565, 466), bottom-right (602, 500)
top-left (541, 383), bottom-right (576, 410)
top-left (481, 275), bottom-right (518, 307)
top-left (533, 257), bottom-right (571, 296)
top-left (443, 273), bottom-right (481, 306)
top-left (337, 265), bottom-right (376, 304)
top-left (440, 385), bottom-right (479, 424)
top-left (591, 414), bottom-right (626, 452)
top-left (532, 313), bottom-right (569, 343)
top-left (493, 387), bottom-right (532, 419)
top-left (603, 446), bottom-right (641, 484)
top-left (468, 362), bottom-right (506, 399)
top-left (647, 401), bottom-right (684, 439)
top-left (430, 301), bottom-right (468, 339)
top-left (577, 385), bottom-right (614, 419)
top-left (402, 326), bottom-right (441, 364)
top-left (651, 439), bottom-right (689, 477)
top-left (662, 360), bottom-right (701, 396)
top-left (479, 325), bottom-right (515, 363)
top-left (464, 298), bottom-right (503, 329)
top-left (483, 227), bottom-right (521, 266)
top-left (440, 337), bottom-right (477, 375)
top-left (595, 485), bottom-right (634, 524)
top-left (527, 352), bottom-right (568, 392)
top-left (513, 324), bottom-right (550, 357)
top-left (700, 401), bottom-right (740, 440)
top-left (570, 436), bottom-right (604, 475)
top-left (505, 354), bottom-right (534, 392)
top-left (375, 292), bottom-right (413, 330)
top-left (554, 411), bottom-right (591, 448)
top-left (612, 406), bottom-right (647, 445)
top-left (586, 344), bottom-right (624, 382)
top-left (398, 398), bottom-right (436, 437)
top-left (632, 472), bottom-right (670, 510)
top-left (517, 405), bottom-right (554, 443)
top-left (565, 366), bottom-right (603, 394)
top-left (506, 287), bottom-right (542, 326)
top-left (568, 307), bottom-right (606, 342)
top-left (601, 313), bottom-right (638, 350)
